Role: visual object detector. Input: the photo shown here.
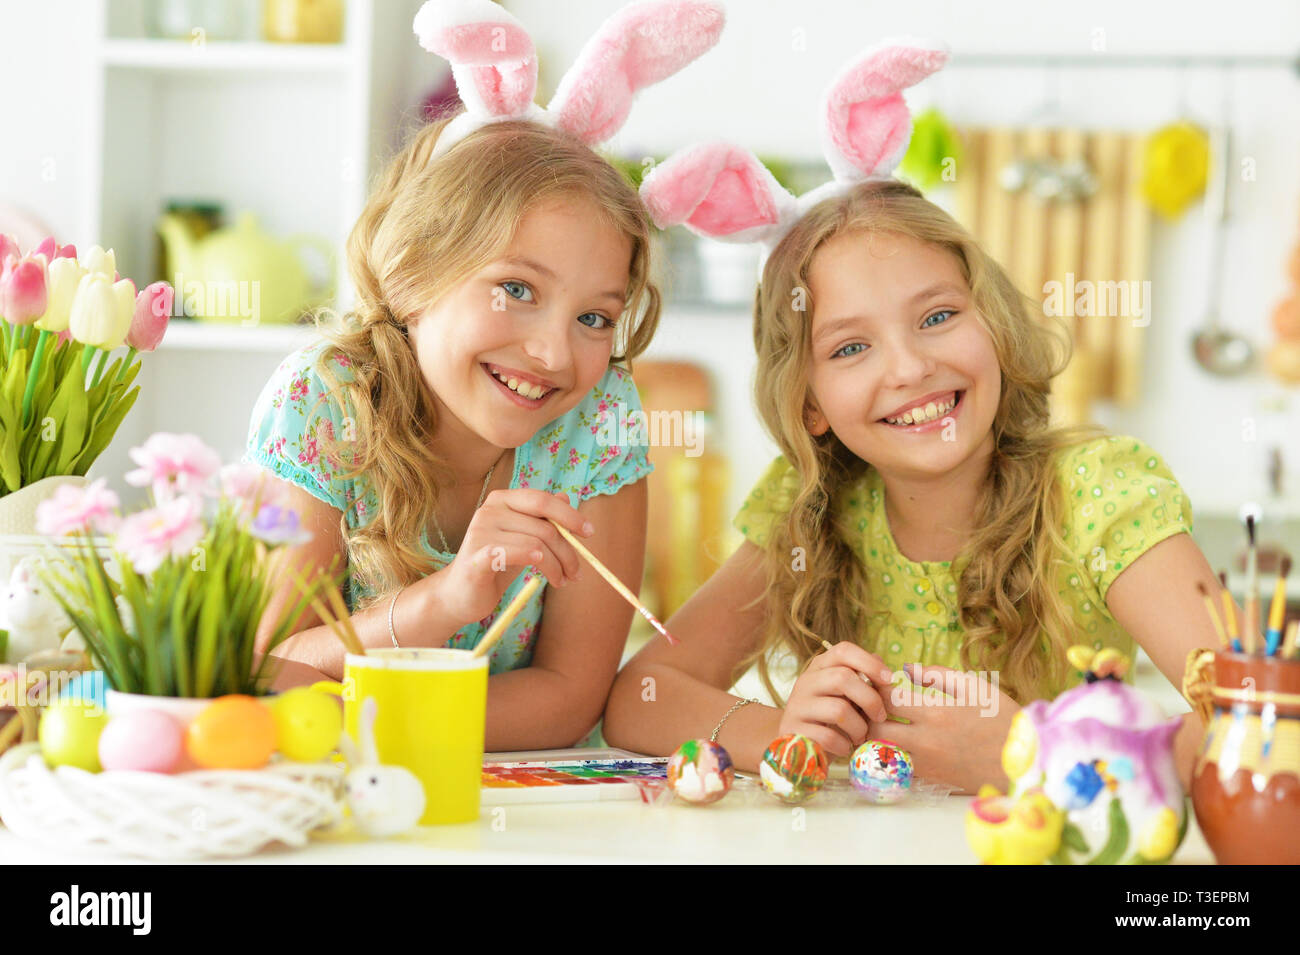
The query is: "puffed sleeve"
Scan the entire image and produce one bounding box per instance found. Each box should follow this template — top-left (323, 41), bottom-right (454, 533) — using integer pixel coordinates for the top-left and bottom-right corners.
top-left (242, 342), bottom-right (357, 514)
top-left (1059, 435), bottom-right (1194, 600)
top-left (732, 455), bottom-right (800, 548)
top-left (575, 365), bottom-right (655, 502)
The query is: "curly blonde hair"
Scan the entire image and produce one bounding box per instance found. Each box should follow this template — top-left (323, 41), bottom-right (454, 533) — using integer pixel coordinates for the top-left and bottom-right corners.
top-left (309, 116), bottom-right (661, 609)
top-left (744, 178), bottom-right (1101, 704)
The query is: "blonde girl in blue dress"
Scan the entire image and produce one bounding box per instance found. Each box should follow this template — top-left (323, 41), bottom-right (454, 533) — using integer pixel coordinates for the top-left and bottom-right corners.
top-left (243, 0), bottom-right (724, 749)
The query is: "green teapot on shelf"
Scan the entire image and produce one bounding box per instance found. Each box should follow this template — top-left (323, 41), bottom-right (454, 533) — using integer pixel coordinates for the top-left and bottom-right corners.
top-left (156, 210), bottom-right (335, 325)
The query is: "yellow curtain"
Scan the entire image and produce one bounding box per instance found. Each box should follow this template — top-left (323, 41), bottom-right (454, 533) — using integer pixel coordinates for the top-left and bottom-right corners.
top-left (953, 128), bottom-right (1152, 425)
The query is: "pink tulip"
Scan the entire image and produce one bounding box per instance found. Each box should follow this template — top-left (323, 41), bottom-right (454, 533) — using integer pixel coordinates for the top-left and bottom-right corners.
top-left (35, 478), bottom-right (122, 537)
top-left (115, 493), bottom-right (205, 575)
top-left (126, 281), bottom-right (173, 351)
top-left (1, 254), bottom-right (49, 324)
top-left (31, 237), bottom-right (73, 260)
top-left (0, 234), bottom-right (18, 264)
top-left (125, 432), bottom-right (223, 501)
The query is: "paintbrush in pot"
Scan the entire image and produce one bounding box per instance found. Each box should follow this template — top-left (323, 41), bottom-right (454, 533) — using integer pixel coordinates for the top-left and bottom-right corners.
top-left (1265, 556), bottom-right (1292, 656)
top-left (1242, 508), bottom-right (1260, 654)
top-left (1219, 571), bottom-right (1241, 653)
top-left (1197, 581), bottom-right (1231, 651)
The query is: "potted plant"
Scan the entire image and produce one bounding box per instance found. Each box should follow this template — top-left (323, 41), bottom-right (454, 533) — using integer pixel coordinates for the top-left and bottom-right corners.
top-left (0, 235), bottom-right (173, 537)
top-left (32, 432), bottom-right (332, 722)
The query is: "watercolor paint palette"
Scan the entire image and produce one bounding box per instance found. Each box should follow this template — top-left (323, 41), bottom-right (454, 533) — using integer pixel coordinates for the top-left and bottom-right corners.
top-left (481, 750), bottom-right (670, 804)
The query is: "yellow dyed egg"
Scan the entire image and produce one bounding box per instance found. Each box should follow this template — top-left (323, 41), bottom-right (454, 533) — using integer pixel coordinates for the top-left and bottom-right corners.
top-left (186, 695), bottom-right (277, 769)
top-left (39, 699), bottom-right (109, 772)
top-left (1002, 709), bottom-right (1037, 781)
top-left (270, 688), bottom-right (342, 762)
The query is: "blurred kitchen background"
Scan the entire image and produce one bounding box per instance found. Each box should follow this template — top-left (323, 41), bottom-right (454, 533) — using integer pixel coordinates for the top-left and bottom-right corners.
top-left (2, 0), bottom-right (1298, 636)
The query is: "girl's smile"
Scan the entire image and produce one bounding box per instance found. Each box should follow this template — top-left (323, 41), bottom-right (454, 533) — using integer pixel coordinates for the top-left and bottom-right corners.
top-left (408, 196), bottom-right (632, 453)
top-left (805, 230), bottom-right (1000, 481)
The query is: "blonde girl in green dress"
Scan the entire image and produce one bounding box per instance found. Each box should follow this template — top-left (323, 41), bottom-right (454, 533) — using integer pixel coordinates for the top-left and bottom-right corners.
top-left (604, 41), bottom-right (1223, 792)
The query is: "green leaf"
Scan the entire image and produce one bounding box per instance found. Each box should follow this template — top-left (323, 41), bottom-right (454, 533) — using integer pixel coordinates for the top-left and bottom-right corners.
top-left (1088, 798), bottom-right (1131, 865)
top-left (73, 384), bottom-right (139, 475)
top-left (1061, 821), bottom-right (1088, 853)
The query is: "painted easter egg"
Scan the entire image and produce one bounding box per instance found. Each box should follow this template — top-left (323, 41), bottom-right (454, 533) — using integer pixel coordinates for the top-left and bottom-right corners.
top-left (39, 698), bottom-right (109, 772)
top-left (270, 687), bottom-right (342, 762)
top-left (186, 695), bottom-right (277, 769)
top-left (849, 739), bottom-right (914, 804)
top-left (759, 734), bottom-right (828, 804)
top-left (98, 709), bottom-right (183, 773)
top-left (667, 738), bottom-right (734, 805)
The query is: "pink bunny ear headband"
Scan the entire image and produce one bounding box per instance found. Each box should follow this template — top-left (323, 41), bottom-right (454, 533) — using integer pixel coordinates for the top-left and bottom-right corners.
top-left (414, 0), bottom-right (726, 162)
top-left (639, 38), bottom-right (948, 266)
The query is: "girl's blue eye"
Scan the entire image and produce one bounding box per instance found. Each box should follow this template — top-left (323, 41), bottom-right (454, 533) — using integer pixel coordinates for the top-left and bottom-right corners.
top-left (921, 309), bottom-right (955, 328)
top-left (831, 342), bottom-right (867, 359)
top-left (577, 313), bottom-right (614, 330)
top-left (501, 281), bottom-right (533, 302)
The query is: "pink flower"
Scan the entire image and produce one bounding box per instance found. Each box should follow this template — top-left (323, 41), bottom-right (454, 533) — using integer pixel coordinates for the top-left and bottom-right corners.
top-left (126, 281), bottom-right (173, 351)
top-left (219, 462), bottom-right (287, 515)
top-left (298, 436), bottom-right (319, 466)
top-left (1, 253), bottom-right (48, 324)
top-left (35, 478), bottom-right (121, 537)
top-left (116, 494), bottom-right (205, 575)
top-left (0, 234), bottom-right (19, 263)
top-left (32, 236), bottom-right (77, 261)
top-left (125, 432), bottom-right (223, 500)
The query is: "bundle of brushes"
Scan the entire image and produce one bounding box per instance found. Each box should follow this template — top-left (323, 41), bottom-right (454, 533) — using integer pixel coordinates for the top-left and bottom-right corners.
top-left (1196, 505), bottom-right (1299, 658)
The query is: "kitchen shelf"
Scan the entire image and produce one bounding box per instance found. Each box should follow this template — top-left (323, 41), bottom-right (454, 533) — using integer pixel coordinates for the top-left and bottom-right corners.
top-left (155, 320), bottom-right (320, 353)
top-left (100, 38), bottom-right (355, 73)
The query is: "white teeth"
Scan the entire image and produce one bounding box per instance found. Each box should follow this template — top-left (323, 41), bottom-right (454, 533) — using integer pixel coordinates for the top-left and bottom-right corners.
top-left (884, 394), bottom-right (958, 426)
top-left (491, 368), bottom-right (549, 400)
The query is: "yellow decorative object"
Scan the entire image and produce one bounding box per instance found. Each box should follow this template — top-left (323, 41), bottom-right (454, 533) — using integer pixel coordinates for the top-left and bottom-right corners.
top-left (1138, 806), bottom-right (1180, 861)
top-left (1065, 644), bottom-right (1095, 673)
top-left (1001, 709), bottom-right (1038, 781)
top-left (1182, 648), bottom-right (1216, 726)
top-left (1141, 122), bottom-right (1210, 219)
top-left (966, 788), bottom-right (1065, 865)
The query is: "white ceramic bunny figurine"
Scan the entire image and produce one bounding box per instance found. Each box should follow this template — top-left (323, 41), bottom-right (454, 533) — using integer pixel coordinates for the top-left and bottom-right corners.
top-left (339, 696), bottom-right (426, 838)
top-left (0, 557), bottom-right (74, 663)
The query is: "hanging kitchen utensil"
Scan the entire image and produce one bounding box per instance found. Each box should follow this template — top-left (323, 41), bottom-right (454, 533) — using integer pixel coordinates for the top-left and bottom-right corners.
top-left (1191, 122), bottom-right (1254, 376)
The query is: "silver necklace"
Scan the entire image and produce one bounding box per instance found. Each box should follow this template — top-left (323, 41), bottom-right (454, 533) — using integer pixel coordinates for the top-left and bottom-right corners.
top-left (433, 454), bottom-right (503, 553)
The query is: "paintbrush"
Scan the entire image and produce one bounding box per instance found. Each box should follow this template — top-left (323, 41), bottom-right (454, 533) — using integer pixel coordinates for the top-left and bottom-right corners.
top-left (1265, 556), bottom-right (1292, 656)
top-left (473, 577), bottom-right (542, 659)
top-left (1242, 507), bottom-right (1260, 654)
top-left (1219, 571), bottom-right (1241, 653)
top-left (1196, 581), bottom-right (1231, 651)
top-left (549, 520), bottom-right (679, 645)
top-left (290, 565), bottom-right (365, 656)
top-left (1283, 619), bottom-right (1300, 660)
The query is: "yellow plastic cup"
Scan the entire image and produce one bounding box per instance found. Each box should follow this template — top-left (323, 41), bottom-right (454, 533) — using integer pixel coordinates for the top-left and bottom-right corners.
top-left (314, 647), bottom-right (488, 826)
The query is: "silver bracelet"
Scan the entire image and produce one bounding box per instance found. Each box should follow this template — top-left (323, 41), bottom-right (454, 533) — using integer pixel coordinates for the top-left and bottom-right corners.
top-left (388, 586), bottom-right (404, 648)
top-left (710, 697), bottom-right (760, 743)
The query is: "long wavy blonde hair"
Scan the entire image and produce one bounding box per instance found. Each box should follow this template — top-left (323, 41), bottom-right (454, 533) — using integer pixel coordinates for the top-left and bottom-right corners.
top-left (309, 116), bottom-right (661, 610)
top-left (745, 178), bottom-right (1101, 704)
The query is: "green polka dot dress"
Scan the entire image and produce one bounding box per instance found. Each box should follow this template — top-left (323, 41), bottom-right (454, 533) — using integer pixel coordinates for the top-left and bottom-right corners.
top-left (733, 435), bottom-right (1192, 698)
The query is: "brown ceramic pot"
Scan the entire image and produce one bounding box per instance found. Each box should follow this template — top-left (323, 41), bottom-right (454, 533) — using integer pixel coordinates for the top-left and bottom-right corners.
top-left (1191, 650), bottom-right (1300, 864)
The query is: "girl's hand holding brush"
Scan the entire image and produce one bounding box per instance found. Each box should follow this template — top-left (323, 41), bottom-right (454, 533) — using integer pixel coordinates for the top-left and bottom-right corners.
top-left (433, 489), bottom-right (593, 625)
top-left (778, 642), bottom-right (893, 758)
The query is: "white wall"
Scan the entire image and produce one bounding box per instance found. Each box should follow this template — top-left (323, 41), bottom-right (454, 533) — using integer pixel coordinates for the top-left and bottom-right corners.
top-left (3, 0), bottom-right (1299, 524)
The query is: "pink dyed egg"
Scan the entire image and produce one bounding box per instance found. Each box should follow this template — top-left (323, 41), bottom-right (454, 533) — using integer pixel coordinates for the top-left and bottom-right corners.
top-left (98, 709), bottom-right (184, 773)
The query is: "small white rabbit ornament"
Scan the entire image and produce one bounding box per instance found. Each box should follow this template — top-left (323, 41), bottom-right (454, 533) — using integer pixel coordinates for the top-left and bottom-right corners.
top-left (339, 696), bottom-right (426, 837)
top-left (0, 557), bottom-right (74, 663)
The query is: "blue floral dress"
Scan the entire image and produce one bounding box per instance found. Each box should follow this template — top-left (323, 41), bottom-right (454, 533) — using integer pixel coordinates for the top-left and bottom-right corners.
top-left (243, 339), bottom-right (653, 678)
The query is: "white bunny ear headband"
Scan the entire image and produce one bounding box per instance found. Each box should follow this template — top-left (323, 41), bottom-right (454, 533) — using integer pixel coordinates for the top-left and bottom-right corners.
top-left (414, 0), bottom-right (726, 163)
top-left (639, 38), bottom-right (949, 264)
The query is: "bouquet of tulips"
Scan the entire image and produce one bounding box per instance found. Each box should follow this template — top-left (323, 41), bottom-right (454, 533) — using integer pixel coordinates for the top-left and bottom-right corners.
top-left (0, 235), bottom-right (173, 496)
top-left (34, 433), bottom-right (332, 698)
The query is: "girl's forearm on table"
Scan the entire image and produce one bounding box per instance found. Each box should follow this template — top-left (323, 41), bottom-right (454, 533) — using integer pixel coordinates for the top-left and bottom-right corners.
top-left (482, 665), bottom-right (609, 751)
top-left (605, 661), bottom-right (783, 773)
